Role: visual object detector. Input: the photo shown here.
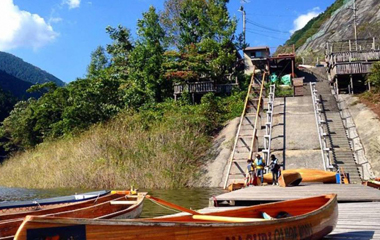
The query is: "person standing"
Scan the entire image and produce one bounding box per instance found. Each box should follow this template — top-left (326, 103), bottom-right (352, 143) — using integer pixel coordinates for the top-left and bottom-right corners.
top-left (245, 159), bottom-right (255, 186)
top-left (254, 154), bottom-right (265, 185)
top-left (269, 154), bottom-right (281, 185)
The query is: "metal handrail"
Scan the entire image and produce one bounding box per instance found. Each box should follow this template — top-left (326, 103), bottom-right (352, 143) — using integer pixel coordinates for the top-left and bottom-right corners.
top-left (310, 83), bottom-right (334, 171)
top-left (331, 88), bottom-right (374, 180)
top-left (262, 84), bottom-right (276, 166)
top-left (223, 67), bottom-right (256, 189)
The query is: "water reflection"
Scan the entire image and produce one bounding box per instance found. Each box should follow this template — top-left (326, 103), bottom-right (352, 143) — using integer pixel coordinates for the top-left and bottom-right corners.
top-left (0, 186), bottom-right (226, 218)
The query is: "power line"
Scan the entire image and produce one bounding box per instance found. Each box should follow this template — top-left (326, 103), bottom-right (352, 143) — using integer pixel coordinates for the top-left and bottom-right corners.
top-left (246, 19), bottom-right (289, 34)
top-left (246, 30), bottom-right (289, 40)
top-left (246, 27), bottom-right (289, 35)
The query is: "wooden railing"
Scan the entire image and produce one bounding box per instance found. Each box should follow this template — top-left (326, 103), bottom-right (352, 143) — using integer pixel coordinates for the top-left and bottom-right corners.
top-left (334, 62), bottom-right (373, 75)
top-left (327, 50), bottom-right (380, 64)
top-left (249, 72), bottom-right (267, 160)
top-left (222, 69), bottom-right (267, 189)
top-left (223, 67), bottom-right (256, 189)
top-left (174, 82), bottom-right (237, 95)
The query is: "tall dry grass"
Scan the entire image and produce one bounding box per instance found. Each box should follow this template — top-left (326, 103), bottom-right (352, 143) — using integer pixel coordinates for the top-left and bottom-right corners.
top-left (0, 110), bottom-right (211, 189)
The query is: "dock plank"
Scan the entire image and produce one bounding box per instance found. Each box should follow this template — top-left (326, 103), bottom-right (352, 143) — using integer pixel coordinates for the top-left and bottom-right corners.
top-left (211, 184), bottom-right (380, 206)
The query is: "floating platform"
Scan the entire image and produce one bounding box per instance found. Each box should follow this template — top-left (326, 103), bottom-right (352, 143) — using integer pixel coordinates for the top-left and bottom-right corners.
top-left (210, 184), bottom-right (380, 206)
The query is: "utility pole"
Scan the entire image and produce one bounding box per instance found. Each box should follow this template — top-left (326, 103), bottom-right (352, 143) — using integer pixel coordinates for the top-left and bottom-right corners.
top-left (239, 6), bottom-right (246, 44)
top-left (353, 0), bottom-right (358, 51)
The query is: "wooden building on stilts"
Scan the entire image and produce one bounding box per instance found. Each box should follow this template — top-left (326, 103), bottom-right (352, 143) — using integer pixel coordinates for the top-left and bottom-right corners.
top-left (326, 38), bottom-right (380, 94)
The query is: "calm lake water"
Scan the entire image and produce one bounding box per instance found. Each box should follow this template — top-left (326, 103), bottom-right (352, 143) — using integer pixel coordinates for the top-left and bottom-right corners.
top-left (0, 187), bottom-right (226, 218)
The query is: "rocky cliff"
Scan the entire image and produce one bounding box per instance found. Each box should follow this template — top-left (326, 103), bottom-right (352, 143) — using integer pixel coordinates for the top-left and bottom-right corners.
top-left (278, 0), bottom-right (380, 60)
top-left (297, 0), bottom-right (380, 53)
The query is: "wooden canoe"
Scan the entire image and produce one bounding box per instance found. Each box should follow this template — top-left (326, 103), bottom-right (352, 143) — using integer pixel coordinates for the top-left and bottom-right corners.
top-left (14, 194), bottom-right (338, 240)
top-left (0, 192), bottom-right (146, 240)
top-left (227, 182), bottom-right (245, 192)
top-left (278, 172), bottom-right (303, 187)
top-left (0, 190), bottom-right (109, 211)
top-left (264, 169), bottom-right (336, 184)
top-left (362, 180), bottom-right (380, 190)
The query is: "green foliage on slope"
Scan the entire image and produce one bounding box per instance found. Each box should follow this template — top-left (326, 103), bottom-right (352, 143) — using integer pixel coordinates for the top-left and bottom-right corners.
top-left (284, 0), bottom-right (345, 50)
top-left (0, 2), bottom-right (247, 189)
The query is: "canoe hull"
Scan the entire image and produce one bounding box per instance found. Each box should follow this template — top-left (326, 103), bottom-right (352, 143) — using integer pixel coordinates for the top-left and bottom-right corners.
top-left (0, 193), bottom-right (146, 239)
top-left (15, 195), bottom-right (338, 240)
top-left (264, 169), bottom-right (336, 184)
top-left (278, 172), bottom-right (303, 187)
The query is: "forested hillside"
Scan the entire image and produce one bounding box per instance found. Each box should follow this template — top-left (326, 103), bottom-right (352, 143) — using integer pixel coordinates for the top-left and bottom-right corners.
top-left (0, 51), bottom-right (65, 86)
top-left (0, 0), bottom-right (246, 189)
top-left (0, 70), bottom-right (40, 99)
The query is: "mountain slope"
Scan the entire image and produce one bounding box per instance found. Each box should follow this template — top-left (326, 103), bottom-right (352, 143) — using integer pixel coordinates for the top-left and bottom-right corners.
top-left (0, 52), bottom-right (65, 86)
top-left (278, 0), bottom-right (380, 55)
top-left (0, 70), bottom-right (41, 99)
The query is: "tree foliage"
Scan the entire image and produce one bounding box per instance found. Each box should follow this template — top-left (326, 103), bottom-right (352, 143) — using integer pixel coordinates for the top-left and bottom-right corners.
top-left (0, 1), bottom-right (242, 152)
top-left (161, 0), bottom-right (237, 83)
top-left (368, 62), bottom-right (380, 89)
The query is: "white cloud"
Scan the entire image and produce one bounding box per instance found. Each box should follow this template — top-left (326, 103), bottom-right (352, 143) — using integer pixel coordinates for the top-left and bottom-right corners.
top-left (64, 0), bottom-right (81, 9)
top-left (49, 17), bottom-right (63, 24)
top-left (0, 0), bottom-right (58, 51)
top-left (290, 7), bottom-right (321, 34)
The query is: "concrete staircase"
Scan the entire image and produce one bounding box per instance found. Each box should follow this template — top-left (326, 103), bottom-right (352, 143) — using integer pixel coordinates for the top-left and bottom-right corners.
top-left (310, 68), bottom-right (362, 184)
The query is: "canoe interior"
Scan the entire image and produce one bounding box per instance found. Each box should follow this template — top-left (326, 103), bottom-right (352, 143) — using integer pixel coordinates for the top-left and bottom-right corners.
top-left (278, 172), bottom-right (302, 187)
top-left (13, 194), bottom-right (338, 240)
top-left (146, 194), bottom-right (335, 223)
top-left (0, 190), bottom-right (109, 210)
top-left (0, 192), bottom-right (118, 221)
top-left (0, 193), bottom-right (145, 239)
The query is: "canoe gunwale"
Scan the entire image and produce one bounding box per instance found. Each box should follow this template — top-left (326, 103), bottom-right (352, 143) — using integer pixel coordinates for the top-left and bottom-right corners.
top-left (0, 190), bottom-right (110, 210)
top-left (23, 194), bottom-right (337, 228)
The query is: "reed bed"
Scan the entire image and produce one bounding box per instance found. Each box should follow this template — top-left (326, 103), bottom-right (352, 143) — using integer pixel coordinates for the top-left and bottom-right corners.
top-left (0, 109), bottom-right (211, 189)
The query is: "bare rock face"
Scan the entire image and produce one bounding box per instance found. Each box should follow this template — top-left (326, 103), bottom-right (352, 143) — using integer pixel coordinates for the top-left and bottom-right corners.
top-left (297, 0), bottom-right (380, 54)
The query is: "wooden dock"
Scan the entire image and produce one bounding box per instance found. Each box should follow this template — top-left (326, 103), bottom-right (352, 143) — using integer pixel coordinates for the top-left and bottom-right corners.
top-left (326, 202), bottom-right (380, 239)
top-left (210, 184), bottom-right (380, 206)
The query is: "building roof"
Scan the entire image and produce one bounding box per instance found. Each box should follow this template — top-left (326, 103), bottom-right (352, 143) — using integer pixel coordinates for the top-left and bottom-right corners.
top-left (244, 46), bottom-right (270, 51)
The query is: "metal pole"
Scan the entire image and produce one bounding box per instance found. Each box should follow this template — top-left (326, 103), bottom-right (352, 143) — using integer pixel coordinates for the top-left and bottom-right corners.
top-left (353, 0), bottom-right (358, 51)
top-left (373, 37), bottom-right (376, 50)
top-left (239, 6), bottom-right (246, 44)
top-left (243, 9), bottom-right (246, 44)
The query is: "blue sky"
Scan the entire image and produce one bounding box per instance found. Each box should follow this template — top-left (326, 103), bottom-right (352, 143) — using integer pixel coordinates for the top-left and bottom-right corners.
top-left (1, 0), bottom-right (336, 83)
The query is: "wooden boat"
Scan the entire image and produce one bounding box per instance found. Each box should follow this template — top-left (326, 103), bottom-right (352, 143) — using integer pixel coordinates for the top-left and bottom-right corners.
top-left (362, 180), bottom-right (380, 190)
top-left (264, 169), bottom-right (336, 184)
top-left (278, 172), bottom-right (303, 187)
top-left (227, 182), bottom-right (245, 192)
top-left (0, 190), bottom-right (109, 212)
top-left (0, 191), bottom-right (146, 240)
top-left (14, 194), bottom-right (338, 240)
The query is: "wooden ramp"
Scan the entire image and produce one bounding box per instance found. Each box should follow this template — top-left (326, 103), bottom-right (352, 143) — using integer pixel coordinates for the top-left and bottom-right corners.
top-left (223, 69), bottom-right (267, 189)
top-left (211, 184), bottom-right (380, 206)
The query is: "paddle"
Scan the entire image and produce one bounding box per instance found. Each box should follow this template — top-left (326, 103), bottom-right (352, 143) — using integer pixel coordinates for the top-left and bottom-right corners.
top-left (192, 215), bottom-right (268, 222)
top-left (146, 195), bottom-right (199, 215)
top-left (340, 167), bottom-right (349, 184)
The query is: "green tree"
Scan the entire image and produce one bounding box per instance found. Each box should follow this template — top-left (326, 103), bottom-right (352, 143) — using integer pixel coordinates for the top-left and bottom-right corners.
top-left (106, 25), bottom-right (134, 80)
top-left (87, 46), bottom-right (109, 78)
top-left (368, 62), bottom-right (380, 89)
top-left (0, 100), bottom-right (38, 151)
top-left (162, 0), bottom-right (237, 83)
top-left (126, 6), bottom-right (169, 107)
